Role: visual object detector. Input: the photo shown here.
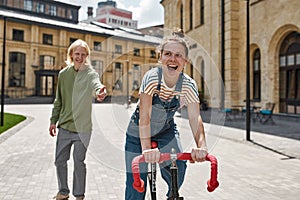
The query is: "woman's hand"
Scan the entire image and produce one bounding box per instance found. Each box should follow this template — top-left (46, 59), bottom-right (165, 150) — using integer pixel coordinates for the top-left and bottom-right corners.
top-left (142, 148), bottom-right (160, 163)
top-left (190, 147), bottom-right (208, 163)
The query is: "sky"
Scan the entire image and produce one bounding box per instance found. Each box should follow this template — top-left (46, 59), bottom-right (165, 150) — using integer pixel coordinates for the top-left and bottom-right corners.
top-left (63, 0), bottom-right (164, 29)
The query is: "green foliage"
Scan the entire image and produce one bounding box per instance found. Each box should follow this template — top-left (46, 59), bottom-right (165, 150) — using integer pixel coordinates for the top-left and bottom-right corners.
top-left (0, 113), bottom-right (26, 134)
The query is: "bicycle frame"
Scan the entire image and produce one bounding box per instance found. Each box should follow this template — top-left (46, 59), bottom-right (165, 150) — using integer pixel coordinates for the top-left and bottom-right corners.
top-left (132, 150), bottom-right (219, 199)
top-left (168, 148), bottom-right (183, 200)
top-left (148, 142), bottom-right (158, 199)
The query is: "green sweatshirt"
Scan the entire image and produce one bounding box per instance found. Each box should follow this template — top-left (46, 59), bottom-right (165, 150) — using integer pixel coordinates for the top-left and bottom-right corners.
top-left (50, 64), bottom-right (104, 133)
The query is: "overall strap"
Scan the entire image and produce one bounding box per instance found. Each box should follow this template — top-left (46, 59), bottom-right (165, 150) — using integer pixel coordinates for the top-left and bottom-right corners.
top-left (156, 66), bottom-right (162, 91)
top-left (175, 72), bottom-right (184, 92)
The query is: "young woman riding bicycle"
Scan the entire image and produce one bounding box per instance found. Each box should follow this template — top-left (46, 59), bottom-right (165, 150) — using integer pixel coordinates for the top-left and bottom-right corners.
top-left (125, 28), bottom-right (208, 199)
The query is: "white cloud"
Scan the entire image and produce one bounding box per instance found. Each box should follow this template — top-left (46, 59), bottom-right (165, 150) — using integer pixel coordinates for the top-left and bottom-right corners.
top-left (129, 0), bottom-right (164, 28)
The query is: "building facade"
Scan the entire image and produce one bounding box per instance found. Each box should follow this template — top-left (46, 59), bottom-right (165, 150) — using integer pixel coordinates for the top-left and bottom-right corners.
top-left (85, 0), bottom-right (138, 29)
top-left (0, 0), bottom-right (160, 101)
top-left (161, 0), bottom-right (300, 115)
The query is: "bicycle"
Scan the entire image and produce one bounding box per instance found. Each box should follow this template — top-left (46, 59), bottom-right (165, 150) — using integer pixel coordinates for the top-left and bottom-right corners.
top-left (131, 143), bottom-right (219, 199)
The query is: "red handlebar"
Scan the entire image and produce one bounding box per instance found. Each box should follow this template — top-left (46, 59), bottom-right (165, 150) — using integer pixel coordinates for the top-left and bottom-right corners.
top-left (132, 153), bottom-right (219, 193)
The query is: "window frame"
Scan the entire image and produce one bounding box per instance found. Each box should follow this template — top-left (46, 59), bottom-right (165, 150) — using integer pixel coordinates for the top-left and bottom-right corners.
top-left (43, 33), bottom-right (53, 45)
top-left (133, 48), bottom-right (140, 56)
top-left (94, 41), bottom-right (102, 51)
top-left (40, 55), bottom-right (55, 70)
top-left (12, 29), bottom-right (24, 41)
top-left (115, 44), bottom-right (122, 54)
top-left (8, 52), bottom-right (26, 87)
top-left (114, 62), bottom-right (123, 90)
top-left (252, 49), bottom-right (261, 100)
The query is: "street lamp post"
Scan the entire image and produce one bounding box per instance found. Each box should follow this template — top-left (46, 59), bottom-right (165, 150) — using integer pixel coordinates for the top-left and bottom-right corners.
top-left (246, 0), bottom-right (251, 141)
top-left (1, 16), bottom-right (7, 126)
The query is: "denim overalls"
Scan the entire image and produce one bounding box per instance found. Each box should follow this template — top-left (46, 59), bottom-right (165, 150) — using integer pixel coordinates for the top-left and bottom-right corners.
top-left (125, 67), bottom-right (187, 199)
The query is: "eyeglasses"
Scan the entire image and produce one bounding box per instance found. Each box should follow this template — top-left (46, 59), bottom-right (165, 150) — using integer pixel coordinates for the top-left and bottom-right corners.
top-left (162, 50), bottom-right (186, 60)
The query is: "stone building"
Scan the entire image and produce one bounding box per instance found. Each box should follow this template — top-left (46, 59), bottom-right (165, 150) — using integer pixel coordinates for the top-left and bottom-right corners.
top-left (0, 0), bottom-right (160, 101)
top-left (84, 0), bottom-right (138, 29)
top-left (161, 0), bottom-right (300, 115)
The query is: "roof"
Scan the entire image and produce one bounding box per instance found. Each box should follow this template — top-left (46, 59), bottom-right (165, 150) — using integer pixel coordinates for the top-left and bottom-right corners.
top-left (0, 10), bottom-right (161, 45)
top-left (53, 0), bottom-right (81, 7)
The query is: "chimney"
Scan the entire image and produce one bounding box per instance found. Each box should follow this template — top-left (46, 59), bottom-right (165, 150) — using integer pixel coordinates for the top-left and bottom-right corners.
top-left (87, 7), bottom-right (93, 18)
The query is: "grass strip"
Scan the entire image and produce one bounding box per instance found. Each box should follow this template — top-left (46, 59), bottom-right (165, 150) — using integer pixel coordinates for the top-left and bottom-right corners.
top-left (0, 113), bottom-right (26, 134)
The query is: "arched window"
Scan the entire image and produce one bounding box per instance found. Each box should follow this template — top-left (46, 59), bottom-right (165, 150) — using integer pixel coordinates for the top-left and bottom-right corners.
top-left (279, 31), bottom-right (300, 114)
top-left (9, 52), bottom-right (25, 87)
top-left (253, 49), bottom-right (261, 100)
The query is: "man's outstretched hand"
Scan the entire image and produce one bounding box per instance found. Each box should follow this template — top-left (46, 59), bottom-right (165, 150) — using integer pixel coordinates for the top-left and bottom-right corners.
top-left (97, 86), bottom-right (107, 102)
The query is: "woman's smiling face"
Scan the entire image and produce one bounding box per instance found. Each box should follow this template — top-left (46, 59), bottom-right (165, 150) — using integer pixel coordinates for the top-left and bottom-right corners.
top-left (159, 41), bottom-right (188, 77)
top-left (72, 46), bottom-right (88, 69)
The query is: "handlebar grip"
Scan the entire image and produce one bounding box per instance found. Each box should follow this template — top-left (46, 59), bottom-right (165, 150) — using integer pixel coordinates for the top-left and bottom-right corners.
top-left (132, 155), bottom-right (145, 192)
top-left (205, 154), bottom-right (219, 192)
top-left (131, 153), bottom-right (219, 193)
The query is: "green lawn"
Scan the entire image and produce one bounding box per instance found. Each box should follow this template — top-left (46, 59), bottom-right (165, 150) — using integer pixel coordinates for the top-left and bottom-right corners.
top-left (0, 113), bottom-right (26, 134)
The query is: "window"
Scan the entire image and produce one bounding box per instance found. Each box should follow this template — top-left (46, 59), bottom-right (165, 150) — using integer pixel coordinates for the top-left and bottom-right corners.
top-left (200, 0), bottom-right (204, 25)
top-left (12, 29), bottom-right (24, 41)
top-left (36, 2), bottom-right (45, 13)
top-left (114, 62), bottom-right (123, 90)
top-left (69, 38), bottom-right (77, 45)
top-left (49, 5), bottom-right (57, 16)
top-left (0, 0), bottom-right (7, 6)
top-left (92, 60), bottom-right (104, 78)
top-left (297, 53), bottom-right (300, 65)
top-left (287, 55), bottom-right (295, 66)
top-left (253, 49), bottom-right (261, 100)
top-left (189, 0), bottom-right (193, 30)
top-left (43, 34), bottom-right (53, 45)
top-left (115, 45), bottom-right (122, 54)
top-left (60, 8), bottom-right (66, 18)
top-left (9, 52), bottom-right (26, 87)
top-left (64, 8), bottom-right (68, 19)
top-left (24, 0), bottom-right (32, 11)
top-left (40, 55), bottom-right (55, 69)
top-left (279, 31), bottom-right (300, 114)
top-left (133, 48), bottom-right (140, 56)
top-left (132, 64), bottom-right (141, 90)
top-left (150, 50), bottom-right (156, 58)
top-left (280, 56), bottom-right (286, 67)
top-left (70, 9), bottom-right (77, 20)
top-left (180, 4), bottom-right (183, 30)
top-left (12, 0), bottom-right (22, 8)
top-left (94, 41), bottom-right (102, 51)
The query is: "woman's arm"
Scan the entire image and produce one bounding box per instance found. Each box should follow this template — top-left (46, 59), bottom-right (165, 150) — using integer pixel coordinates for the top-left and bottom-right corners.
top-left (139, 93), bottom-right (152, 151)
top-left (187, 102), bottom-right (208, 162)
top-left (139, 93), bottom-right (160, 163)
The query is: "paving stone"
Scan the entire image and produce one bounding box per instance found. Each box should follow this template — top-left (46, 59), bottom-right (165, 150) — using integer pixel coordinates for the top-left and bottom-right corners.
top-left (0, 104), bottom-right (299, 200)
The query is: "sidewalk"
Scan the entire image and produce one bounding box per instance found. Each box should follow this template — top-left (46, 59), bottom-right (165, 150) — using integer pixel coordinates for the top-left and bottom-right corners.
top-left (0, 104), bottom-right (299, 199)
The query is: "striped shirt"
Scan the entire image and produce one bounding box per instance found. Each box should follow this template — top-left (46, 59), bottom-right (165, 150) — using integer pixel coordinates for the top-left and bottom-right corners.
top-left (139, 67), bottom-right (199, 107)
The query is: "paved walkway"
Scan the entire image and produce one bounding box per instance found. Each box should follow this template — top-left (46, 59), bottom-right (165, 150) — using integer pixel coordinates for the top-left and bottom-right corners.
top-left (0, 104), bottom-right (300, 200)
